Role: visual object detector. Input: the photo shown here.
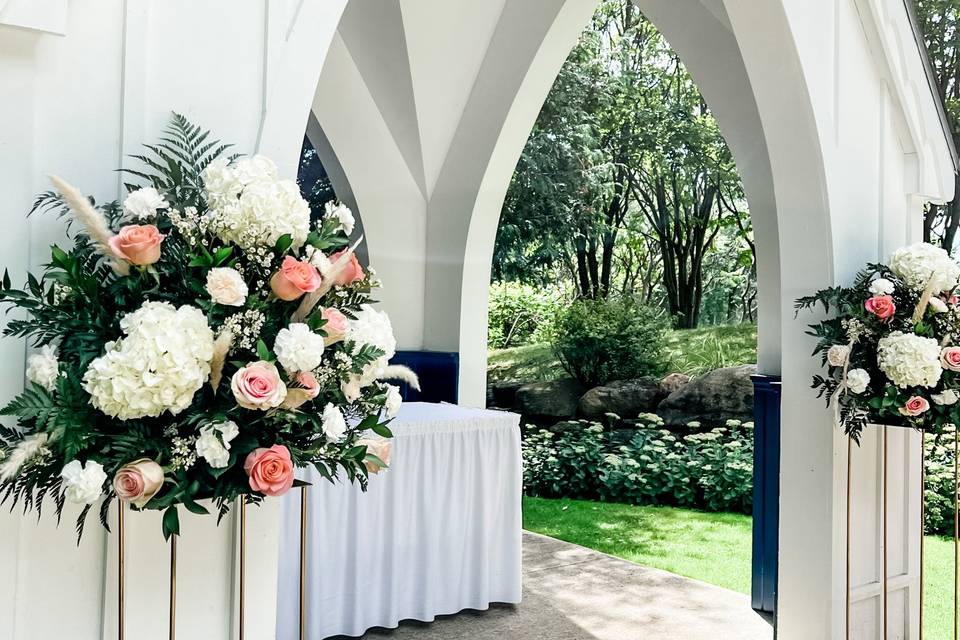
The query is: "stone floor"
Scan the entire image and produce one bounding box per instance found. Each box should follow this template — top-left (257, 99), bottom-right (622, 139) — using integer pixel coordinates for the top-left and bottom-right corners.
top-left (333, 532), bottom-right (774, 640)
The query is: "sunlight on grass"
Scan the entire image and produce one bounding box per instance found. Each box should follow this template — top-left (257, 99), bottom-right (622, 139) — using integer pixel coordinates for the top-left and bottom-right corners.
top-left (524, 496), bottom-right (956, 636)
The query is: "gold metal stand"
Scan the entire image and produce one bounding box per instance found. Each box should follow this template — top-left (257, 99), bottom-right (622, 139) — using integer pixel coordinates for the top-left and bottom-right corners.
top-left (118, 502), bottom-right (125, 640)
top-left (846, 436), bottom-right (852, 640)
top-left (920, 440), bottom-right (926, 640)
top-left (955, 429), bottom-right (958, 640)
top-left (239, 499), bottom-right (247, 640)
top-left (883, 427), bottom-right (889, 640)
top-left (169, 534), bottom-right (177, 640)
top-left (300, 486), bottom-right (308, 640)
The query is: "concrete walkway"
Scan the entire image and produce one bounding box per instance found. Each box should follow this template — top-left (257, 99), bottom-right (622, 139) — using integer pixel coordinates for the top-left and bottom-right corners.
top-left (339, 532), bottom-right (773, 640)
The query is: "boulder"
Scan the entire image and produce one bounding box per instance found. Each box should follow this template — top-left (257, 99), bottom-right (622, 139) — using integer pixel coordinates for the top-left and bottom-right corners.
top-left (659, 372), bottom-right (691, 395)
top-left (489, 380), bottom-right (526, 409)
top-left (577, 377), bottom-right (666, 420)
top-left (516, 378), bottom-right (586, 418)
top-left (657, 364), bottom-right (757, 426)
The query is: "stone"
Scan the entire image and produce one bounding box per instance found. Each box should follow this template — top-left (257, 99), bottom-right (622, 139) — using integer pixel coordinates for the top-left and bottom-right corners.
top-left (657, 364), bottom-right (757, 426)
top-left (490, 380), bottom-right (526, 409)
top-left (515, 378), bottom-right (586, 418)
top-left (659, 372), bottom-right (691, 395)
top-left (577, 377), bottom-right (666, 420)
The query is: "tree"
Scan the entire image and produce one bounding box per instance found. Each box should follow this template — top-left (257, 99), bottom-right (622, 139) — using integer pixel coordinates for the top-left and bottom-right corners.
top-left (914, 0), bottom-right (960, 251)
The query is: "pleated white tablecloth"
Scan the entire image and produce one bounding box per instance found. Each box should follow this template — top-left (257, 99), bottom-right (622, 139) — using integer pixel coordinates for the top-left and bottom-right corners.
top-left (276, 402), bottom-right (523, 639)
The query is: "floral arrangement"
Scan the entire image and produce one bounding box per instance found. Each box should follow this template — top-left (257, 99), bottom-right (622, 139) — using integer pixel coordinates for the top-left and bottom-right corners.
top-left (0, 115), bottom-right (411, 539)
top-left (798, 241), bottom-right (960, 440)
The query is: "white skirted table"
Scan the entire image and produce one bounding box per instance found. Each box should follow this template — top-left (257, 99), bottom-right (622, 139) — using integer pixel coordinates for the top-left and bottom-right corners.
top-left (276, 402), bottom-right (523, 639)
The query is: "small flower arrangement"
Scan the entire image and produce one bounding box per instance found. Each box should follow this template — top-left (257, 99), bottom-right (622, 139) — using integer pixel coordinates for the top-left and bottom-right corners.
top-left (0, 115), bottom-right (409, 539)
top-left (798, 241), bottom-right (960, 440)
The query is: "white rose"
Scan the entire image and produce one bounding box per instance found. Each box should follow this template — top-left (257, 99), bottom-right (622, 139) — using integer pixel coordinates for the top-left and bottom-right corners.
top-left (932, 389), bottom-right (960, 406)
top-left (60, 460), bottom-right (107, 505)
top-left (321, 403), bottom-right (347, 442)
top-left (384, 384), bottom-right (402, 418)
top-left (205, 267), bottom-right (248, 307)
top-left (325, 201), bottom-right (355, 236)
top-left (123, 187), bottom-right (168, 220)
top-left (930, 297), bottom-right (949, 313)
top-left (26, 345), bottom-right (59, 392)
top-left (274, 323), bottom-right (325, 373)
top-left (877, 332), bottom-right (943, 388)
top-left (196, 421), bottom-right (240, 468)
top-left (827, 345), bottom-right (850, 367)
top-left (869, 278), bottom-right (895, 296)
top-left (342, 375), bottom-right (362, 403)
top-left (845, 368), bottom-right (870, 394)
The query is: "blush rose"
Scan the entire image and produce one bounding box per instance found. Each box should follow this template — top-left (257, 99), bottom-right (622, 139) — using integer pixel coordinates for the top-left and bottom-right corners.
top-left (942, 347), bottom-right (960, 372)
top-left (329, 251), bottom-right (364, 286)
top-left (108, 224), bottom-right (165, 266)
top-left (231, 361), bottom-right (287, 410)
top-left (864, 295), bottom-right (896, 321)
top-left (244, 444), bottom-right (295, 496)
top-left (270, 256), bottom-right (322, 301)
top-left (320, 308), bottom-right (349, 345)
top-left (113, 458), bottom-right (165, 508)
top-left (899, 396), bottom-right (930, 417)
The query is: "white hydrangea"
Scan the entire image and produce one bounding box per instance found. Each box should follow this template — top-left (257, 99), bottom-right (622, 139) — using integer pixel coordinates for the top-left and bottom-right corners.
top-left (877, 332), bottom-right (943, 388)
top-left (60, 460), bottom-right (106, 505)
top-left (347, 305), bottom-right (397, 386)
top-left (83, 302), bottom-right (215, 420)
top-left (274, 323), bottom-right (325, 373)
top-left (123, 187), bottom-right (169, 220)
top-left (203, 155), bottom-right (310, 250)
top-left (932, 389), bottom-right (959, 406)
top-left (889, 242), bottom-right (960, 293)
top-left (195, 421), bottom-right (239, 469)
top-left (26, 344), bottom-right (59, 392)
top-left (321, 403), bottom-right (347, 442)
top-left (325, 201), bottom-right (355, 236)
top-left (384, 384), bottom-right (402, 418)
top-left (869, 278), bottom-right (895, 296)
top-left (845, 368), bottom-right (870, 394)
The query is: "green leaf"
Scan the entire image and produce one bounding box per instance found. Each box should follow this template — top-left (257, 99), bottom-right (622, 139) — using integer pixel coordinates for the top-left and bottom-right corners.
top-left (213, 246), bottom-right (234, 266)
top-left (181, 497), bottom-right (209, 516)
top-left (274, 234), bottom-right (293, 255)
top-left (162, 506), bottom-right (180, 540)
top-left (256, 339), bottom-right (273, 362)
top-left (371, 423), bottom-right (393, 438)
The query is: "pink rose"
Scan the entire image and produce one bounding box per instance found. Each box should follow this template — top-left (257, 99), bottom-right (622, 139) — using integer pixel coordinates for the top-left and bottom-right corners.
top-left (329, 251), bottom-right (364, 286)
top-left (108, 224), bottom-right (165, 265)
top-left (942, 347), bottom-right (960, 372)
top-left (270, 256), bottom-right (322, 301)
top-left (949, 295), bottom-right (959, 307)
top-left (231, 361), bottom-right (287, 410)
top-left (113, 458), bottom-right (164, 508)
top-left (296, 371), bottom-right (320, 400)
top-left (358, 438), bottom-right (392, 474)
top-left (899, 396), bottom-right (930, 417)
top-left (320, 308), bottom-right (349, 345)
top-left (864, 295), bottom-right (896, 320)
top-left (243, 444), bottom-right (295, 496)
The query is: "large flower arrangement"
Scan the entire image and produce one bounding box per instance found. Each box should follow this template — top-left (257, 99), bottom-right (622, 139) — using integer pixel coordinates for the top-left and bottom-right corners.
top-left (799, 242), bottom-right (960, 440)
top-left (0, 115), bottom-right (408, 538)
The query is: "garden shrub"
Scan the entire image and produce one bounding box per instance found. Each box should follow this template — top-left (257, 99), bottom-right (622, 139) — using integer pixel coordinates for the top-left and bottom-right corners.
top-left (523, 419), bottom-right (754, 514)
top-left (487, 282), bottom-right (564, 349)
top-left (551, 296), bottom-right (669, 388)
top-left (925, 430), bottom-right (959, 536)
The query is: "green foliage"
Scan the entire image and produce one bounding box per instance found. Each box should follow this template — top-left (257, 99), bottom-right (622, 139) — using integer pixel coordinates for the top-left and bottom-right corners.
top-left (551, 296), bottom-right (668, 387)
top-left (522, 419), bottom-right (755, 514)
top-left (487, 282), bottom-right (565, 349)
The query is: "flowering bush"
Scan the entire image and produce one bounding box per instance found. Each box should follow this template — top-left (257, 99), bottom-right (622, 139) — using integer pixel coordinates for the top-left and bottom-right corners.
top-left (522, 419), bottom-right (755, 513)
top-left (797, 242), bottom-right (960, 439)
top-left (0, 115), bottom-right (405, 539)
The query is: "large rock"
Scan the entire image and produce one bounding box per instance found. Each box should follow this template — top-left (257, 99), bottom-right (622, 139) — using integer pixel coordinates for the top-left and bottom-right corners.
top-left (577, 377), bottom-right (665, 420)
top-left (489, 380), bottom-right (526, 409)
top-left (657, 364), bottom-right (757, 426)
top-left (516, 378), bottom-right (586, 418)
top-left (659, 373), bottom-right (691, 395)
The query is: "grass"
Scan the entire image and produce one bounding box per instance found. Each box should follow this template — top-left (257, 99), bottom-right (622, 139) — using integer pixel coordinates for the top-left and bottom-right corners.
top-left (487, 323), bottom-right (758, 384)
top-left (523, 496), bottom-right (955, 638)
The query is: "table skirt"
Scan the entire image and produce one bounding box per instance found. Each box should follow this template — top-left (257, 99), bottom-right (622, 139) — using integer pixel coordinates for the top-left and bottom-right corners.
top-left (276, 403), bottom-right (523, 638)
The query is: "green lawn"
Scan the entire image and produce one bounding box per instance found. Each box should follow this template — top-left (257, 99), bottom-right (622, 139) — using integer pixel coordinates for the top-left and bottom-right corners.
top-left (523, 497), bottom-right (955, 638)
top-left (488, 324), bottom-right (758, 385)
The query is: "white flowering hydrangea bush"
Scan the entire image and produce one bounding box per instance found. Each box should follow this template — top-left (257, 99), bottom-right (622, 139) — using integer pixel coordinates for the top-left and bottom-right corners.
top-left (0, 114), bottom-right (406, 539)
top-left (797, 242), bottom-right (960, 440)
